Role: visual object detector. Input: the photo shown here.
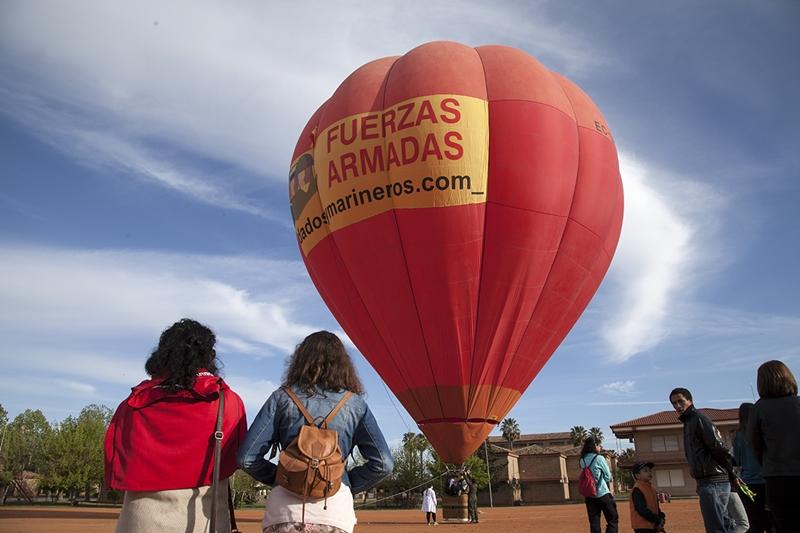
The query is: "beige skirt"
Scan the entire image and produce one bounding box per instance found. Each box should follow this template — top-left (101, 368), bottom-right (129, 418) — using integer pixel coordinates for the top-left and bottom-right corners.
top-left (116, 482), bottom-right (231, 533)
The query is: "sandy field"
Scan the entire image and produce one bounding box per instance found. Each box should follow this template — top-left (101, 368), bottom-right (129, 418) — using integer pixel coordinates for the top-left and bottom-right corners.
top-left (0, 499), bottom-right (705, 532)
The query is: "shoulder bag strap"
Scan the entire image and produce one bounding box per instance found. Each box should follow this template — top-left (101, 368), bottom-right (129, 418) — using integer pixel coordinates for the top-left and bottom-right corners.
top-left (227, 480), bottom-right (240, 533)
top-left (210, 379), bottom-right (225, 533)
top-left (283, 386), bottom-right (317, 425)
top-left (321, 391), bottom-right (352, 428)
top-left (587, 454), bottom-right (600, 482)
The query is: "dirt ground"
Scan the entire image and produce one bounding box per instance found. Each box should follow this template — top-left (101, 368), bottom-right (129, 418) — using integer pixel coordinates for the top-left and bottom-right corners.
top-left (0, 499), bottom-right (706, 532)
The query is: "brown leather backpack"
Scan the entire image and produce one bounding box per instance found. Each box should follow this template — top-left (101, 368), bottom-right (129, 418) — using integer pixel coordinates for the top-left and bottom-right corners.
top-left (276, 387), bottom-right (352, 520)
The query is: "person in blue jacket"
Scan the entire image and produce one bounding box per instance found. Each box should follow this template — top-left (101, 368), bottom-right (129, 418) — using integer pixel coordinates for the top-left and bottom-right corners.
top-left (579, 436), bottom-right (618, 533)
top-left (238, 331), bottom-right (393, 533)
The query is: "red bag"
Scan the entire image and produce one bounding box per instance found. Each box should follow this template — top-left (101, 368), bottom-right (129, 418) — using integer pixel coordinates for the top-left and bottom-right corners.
top-left (578, 455), bottom-right (599, 497)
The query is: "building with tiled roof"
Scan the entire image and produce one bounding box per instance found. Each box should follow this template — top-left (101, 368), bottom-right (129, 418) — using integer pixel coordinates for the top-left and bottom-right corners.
top-left (610, 407), bottom-right (739, 497)
top-left (482, 434), bottom-right (617, 505)
top-left (487, 431), bottom-right (573, 450)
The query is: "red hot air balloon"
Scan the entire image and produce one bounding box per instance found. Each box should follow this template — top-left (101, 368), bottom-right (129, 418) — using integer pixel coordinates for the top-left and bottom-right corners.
top-left (288, 42), bottom-right (623, 464)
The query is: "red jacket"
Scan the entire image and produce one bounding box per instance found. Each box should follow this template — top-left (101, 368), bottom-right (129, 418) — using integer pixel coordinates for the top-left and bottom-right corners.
top-left (104, 373), bottom-right (247, 491)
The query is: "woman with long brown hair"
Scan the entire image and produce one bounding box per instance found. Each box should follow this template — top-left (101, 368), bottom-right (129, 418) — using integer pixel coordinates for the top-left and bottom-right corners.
top-left (238, 331), bottom-right (393, 533)
top-left (747, 360), bottom-right (800, 533)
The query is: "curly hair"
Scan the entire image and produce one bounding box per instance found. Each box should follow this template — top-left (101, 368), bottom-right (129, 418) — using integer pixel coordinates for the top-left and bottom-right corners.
top-left (145, 318), bottom-right (219, 390)
top-left (283, 331), bottom-right (363, 395)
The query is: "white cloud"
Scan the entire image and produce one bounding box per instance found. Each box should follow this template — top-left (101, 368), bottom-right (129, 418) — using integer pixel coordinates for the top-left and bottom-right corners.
top-left (0, 375), bottom-right (98, 399)
top-left (0, 245), bottom-right (326, 388)
top-left (53, 379), bottom-right (98, 395)
top-left (224, 375), bottom-right (279, 422)
top-left (0, 1), bottom-right (612, 213)
top-left (600, 153), bottom-right (726, 362)
top-left (598, 380), bottom-right (636, 395)
top-left (589, 398), bottom-right (752, 407)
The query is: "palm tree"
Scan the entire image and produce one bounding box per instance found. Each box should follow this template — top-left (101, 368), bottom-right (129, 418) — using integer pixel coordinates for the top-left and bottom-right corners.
top-left (500, 418), bottom-right (520, 451)
top-left (570, 425), bottom-right (589, 447)
top-left (589, 427), bottom-right (604, 444)
top-left (618, 448), bottom-right (636, 463)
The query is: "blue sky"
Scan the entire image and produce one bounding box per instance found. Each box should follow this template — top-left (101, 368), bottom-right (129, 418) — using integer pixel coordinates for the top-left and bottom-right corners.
top-left (1, 1), bottom-right (798, 454)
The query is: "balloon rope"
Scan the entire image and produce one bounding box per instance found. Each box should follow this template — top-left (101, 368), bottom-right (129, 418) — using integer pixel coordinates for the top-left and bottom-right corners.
top-left (353, 470), bottom-right (452, 509)
top-left (380, 380), bottom-right (414, 434)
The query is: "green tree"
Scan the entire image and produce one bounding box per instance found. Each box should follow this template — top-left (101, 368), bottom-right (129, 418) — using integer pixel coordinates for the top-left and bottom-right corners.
top-left (2, 409), bottom-right (51, 503)
top-left (570, 425), bottom-right (588, 446)
top-left (500, 418), bottom-right (520, 451)
top-left (614, 448), bottom-right (636, 489)
top-left (0, 404), bottom-right (10, 487)
top-left (45, 405), bottom-right (111, 501)
top-left (392, 433), bottom-right (431, 491)
top-left (589, 427), bottom-right (604, 445)
top-left (4, 409), bottom-right (52, 475)
top-left (230, 470), bottom-right (262, 507)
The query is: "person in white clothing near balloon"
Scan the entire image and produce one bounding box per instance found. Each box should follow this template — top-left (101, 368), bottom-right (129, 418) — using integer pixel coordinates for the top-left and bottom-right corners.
top-left (422, 486), bottom-right (438, 526)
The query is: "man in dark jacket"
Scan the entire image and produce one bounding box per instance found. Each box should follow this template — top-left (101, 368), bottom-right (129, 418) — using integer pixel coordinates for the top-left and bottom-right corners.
top-left (670, 387), bottom-right (737, 533)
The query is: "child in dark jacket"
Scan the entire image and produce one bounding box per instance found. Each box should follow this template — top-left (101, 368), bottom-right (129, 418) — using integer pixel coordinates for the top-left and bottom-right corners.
top-left (629, 462), bottom-right (666, 533)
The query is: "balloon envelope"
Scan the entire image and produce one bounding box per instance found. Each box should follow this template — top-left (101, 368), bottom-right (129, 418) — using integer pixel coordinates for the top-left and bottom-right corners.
top-left (289, 42), bottom-right (623, 464)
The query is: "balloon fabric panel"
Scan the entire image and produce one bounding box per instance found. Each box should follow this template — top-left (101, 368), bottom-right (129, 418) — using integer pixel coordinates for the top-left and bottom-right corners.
top-left (289, 41), bottom-right (623, 464)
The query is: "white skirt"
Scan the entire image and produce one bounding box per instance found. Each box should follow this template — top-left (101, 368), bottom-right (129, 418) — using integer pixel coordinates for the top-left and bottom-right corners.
top-left (264, 484), bottom-right (356, 533)
top-left (116, 482), bottom-right (231, 533)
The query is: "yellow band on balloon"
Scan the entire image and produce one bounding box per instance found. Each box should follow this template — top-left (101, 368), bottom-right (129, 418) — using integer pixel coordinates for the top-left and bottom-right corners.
top-left (289, 94), bottom-right (489, 256)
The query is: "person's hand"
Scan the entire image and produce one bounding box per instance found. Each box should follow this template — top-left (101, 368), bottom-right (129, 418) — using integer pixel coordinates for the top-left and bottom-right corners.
top-left (731, 476), bottom-right (741, 489)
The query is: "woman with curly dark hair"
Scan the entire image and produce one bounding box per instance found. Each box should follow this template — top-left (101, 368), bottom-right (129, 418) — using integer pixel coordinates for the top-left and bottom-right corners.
top-left (238, 331), bottom-right (393, 533)
top-left (105, 318), bottom-right (247, 533)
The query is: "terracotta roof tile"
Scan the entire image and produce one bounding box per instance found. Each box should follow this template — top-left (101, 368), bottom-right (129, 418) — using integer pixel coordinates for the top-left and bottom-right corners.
top-left (488, 431), bottom-right (571, 443)
top-left (610, 408), bottom-right (739, 429)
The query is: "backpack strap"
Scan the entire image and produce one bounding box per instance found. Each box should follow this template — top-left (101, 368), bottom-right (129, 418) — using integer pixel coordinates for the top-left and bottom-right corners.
top-left (283, 386), bottom-right (317, 425)
top-left (321, 392), bottom-right (352, 429)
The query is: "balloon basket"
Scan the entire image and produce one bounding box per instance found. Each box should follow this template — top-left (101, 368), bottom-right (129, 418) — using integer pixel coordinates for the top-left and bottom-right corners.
top-left (442, 493), bottom-right (469, 522)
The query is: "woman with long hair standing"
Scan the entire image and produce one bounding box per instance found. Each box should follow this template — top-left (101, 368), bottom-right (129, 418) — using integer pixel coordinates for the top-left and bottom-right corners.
top-left (579, 436), bottom-right (618, 533)
top-left (733, 402), bottom-right (771, 532)
top-left (238, 331), bottom-right (393, 533)
top-left (105, 318), bottom-right (247, 532)
top-left (747, 360), bottom-right (800, 533)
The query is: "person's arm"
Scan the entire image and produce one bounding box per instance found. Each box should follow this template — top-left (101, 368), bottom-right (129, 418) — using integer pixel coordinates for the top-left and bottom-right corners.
top-left (347, 404), bottom-right (394, 494)
top-left (632, 487), bottom-right (661, 524)
top-left (599, 456), bottom-right (613, 483)
top-left (236, 392), bottom-right (280, 484)
top-left (746, 406), bottom-right (764, 464)
top-left (698, 415), bottom-right (735, 480)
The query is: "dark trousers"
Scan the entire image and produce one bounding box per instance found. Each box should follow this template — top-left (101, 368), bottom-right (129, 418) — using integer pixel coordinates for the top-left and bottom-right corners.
top-left (739, 483), bottom-right (771, 533)
top-left (765, 476), bottom-right (799, 533)
top-left (425, 511), bottom-right (436, 524)
top-left (585, 493), bottom-right (619, 533)
top-left (468, 500), bottom-right (478, 522)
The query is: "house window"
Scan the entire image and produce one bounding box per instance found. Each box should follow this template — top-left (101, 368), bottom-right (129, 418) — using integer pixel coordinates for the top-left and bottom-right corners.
top-left (655, 469), bottom-right (685, 487)
top-left (651, 435), bottom-right (679, 452)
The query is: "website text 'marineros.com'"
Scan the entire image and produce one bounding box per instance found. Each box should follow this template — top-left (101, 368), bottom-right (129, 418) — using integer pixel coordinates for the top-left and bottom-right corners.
top-left (295, 174), bottom-right (479, 245)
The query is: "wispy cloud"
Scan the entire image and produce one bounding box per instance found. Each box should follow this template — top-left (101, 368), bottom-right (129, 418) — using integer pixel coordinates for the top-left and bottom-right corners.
top-left (53, 379), bottom-right (98, 395)
top-left (224, 375), bottom-right (279, 421)
top-left (600, 153), bottom-right (727, 362)
top-left (0, 1), bottom-right (611, 206)
top-left (0, 245), bottom-right (325, 388)
top-left (598, 380), bottom-right (636, 395)
top-left (589, 398), bottom-right (751, 407)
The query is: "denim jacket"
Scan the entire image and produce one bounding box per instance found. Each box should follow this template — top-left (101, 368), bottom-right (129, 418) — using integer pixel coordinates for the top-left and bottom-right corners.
top-left (237, 385), bottom-right (393, 495)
